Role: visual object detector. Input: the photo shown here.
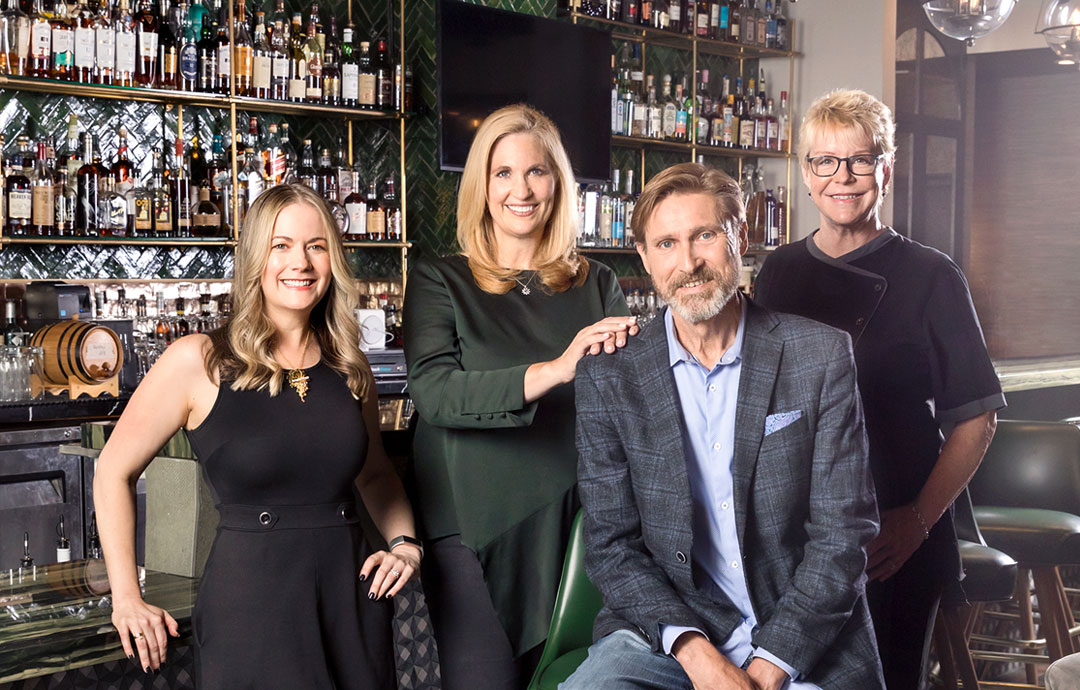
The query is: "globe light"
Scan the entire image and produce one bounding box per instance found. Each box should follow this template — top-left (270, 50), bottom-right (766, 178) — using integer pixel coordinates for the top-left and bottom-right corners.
top-left (922, 0), bottom-right (1019, 47)
top-left (1036, 0), bottom-right (1080, 66)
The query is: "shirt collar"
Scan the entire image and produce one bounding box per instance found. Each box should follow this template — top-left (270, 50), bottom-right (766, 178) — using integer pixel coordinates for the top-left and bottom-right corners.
top-left (807, 226), bottom-right (898, 264)
top-left (664, 295), bottom-right (747, 370)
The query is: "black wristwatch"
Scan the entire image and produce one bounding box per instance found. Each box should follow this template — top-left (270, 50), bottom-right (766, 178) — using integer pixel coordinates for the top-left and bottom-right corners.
top-left (388, 535), bottom-right (424, 559)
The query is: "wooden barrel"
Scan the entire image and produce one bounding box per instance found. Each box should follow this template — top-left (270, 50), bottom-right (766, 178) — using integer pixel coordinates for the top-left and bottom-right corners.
top-left (29, 320), bottom-right (123, 386)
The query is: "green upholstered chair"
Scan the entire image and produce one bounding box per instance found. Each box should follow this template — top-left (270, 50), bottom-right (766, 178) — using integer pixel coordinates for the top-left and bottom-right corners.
top-left (527, 510), bottom-right (603, 690)
top-left (934, 489), bottom-right (1018, 690)
top-left (967, 420), bottom-right (1080, 679)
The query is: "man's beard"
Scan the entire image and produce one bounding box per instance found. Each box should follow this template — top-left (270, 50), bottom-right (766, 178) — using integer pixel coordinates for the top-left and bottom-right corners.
top-left (656, 259), bottom-right (739, 324)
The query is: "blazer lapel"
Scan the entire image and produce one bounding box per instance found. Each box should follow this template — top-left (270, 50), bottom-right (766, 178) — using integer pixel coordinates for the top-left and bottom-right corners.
top-left (634, 312), bottom-right (693, 521)
top-left (732, 301), bottom-right (783, 546)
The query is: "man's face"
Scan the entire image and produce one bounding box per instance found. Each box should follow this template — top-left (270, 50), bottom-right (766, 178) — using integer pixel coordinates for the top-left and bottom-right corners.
top-left (636, 192), bottom-right (746, 324)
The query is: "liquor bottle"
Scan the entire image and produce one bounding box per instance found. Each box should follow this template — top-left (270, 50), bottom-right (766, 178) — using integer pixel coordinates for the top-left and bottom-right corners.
top-left (652, 0), bottom-right (668, 30)
top-left (150, 150), bottom-right (172, 236)
top-left (321, 15), bottom-right (339, 105)
top-left (598, 181), bottom-right (612, 247)
top-left (764, 0), bottom-right (777, 48)
top-left (27, 0), bottom-right (49, 77)
top-left (623, 168), bottom-right (637, 245)
top-left (173, 297), bottom-right (190, 335)
top-left (639, 0), bottom-right (651, 26)
top-left (50, 0), bottom-right (74, 80)
top-left (374, 37), bottom-right (391, 111)
top-left (170, 140), bottom-right (191, 236)
top-left (195, 0), bottom-right (216, 91)
top-left (3, 300), bottom-right (24, 345)
top-left (364, 178), bottom-right (383, 240)
top-left (316, 146), bottom-right (336, 199)
top-left (773, 185), bottom-right (786, 245)
top-left (297, 139), bottom-right (316, 189)
top-left (720, 93), bottom-right (735, 146)
top-left (129, 172), bottom-right (152, 235)
top-left (263, 122), bottom-right (284, 185)
top-left (231, 0), bottom-right (251, 95)
top-left (92, 0), bottom-right (113, 83)
top-left (53, 167), bottom-right (76, 235)
top-left (211, 0), bottom-right (228, 92)
top-left (302, 12), bottom-right (321, 102)
top-left (1, 0), bottom-right (30, 76)
top-left (75, 132), bottom-right (107, 235)
top-left (756, 0), bottom-right (768, 46)
top-left (206, 132), bottom-right (226, 201)
top-left (660, 74), bottom-right (676, 140)
top-left (286, 12), bottom-right (304, 101)
top-left (740, 0), bottom-right (754, 45)
top-left (5, 140), bottom-right (31, 235)
top-left (668, 0), bottom-right (684, 33)
top-left (705, 0), bottom-right (718, 39)
top-left (646, 74), bottom-right (661, 139)
top-left (777, 90), bottom-right (789, 151)
top-left (356, 40), bottom-right (374, 109)
top-left (112, 126), bottom-right (136, 196)
top-left (729, 0), bottom-right (740, 42)
top-left (177, 0), bottom-right (197, 89)
top-left (188, 133), bottom-right (206, 187)
top-left (619, 0), bottom-right (636, 24)
top-left (609, 169), bottom-right (624, 246)
top-left (717, 0), bottom-right (731, 40)
top-left (134, 0), bottom-right (158, 85)
top-left (279, 121), bottom-right (296, 182)
top-left (113, 0), bottom-right (136, 85)
top-left (250, 10), bottom-right (270, 97)
top-left (694, 0), bottom-right (708, 36)
top-left (339, 21), bottom-right (356, 106)
top-left (753, 97), bottom-right (767, 149)
top-left (157, 0), bottom-right (177, 87)
top-left (98, 175), bottom-right (127, 236)
top-left (383, 174), bottom-right (400, 241)
top-left (675, 77), bottom-right (689, 141)
top-left (738, 96), bottom-right (755, 149)
top-left (191, 185), bottom-right (220, 236)
top-left (267, 0), bottom-right (286, 42)
top-left (764, 97), bottom-right (778, 150)
top-left (238, 146), bottom-right (264, 216)
top-left (342, 170), bottom-right (364, 239)
top-left (268, 16), bottom-right (287, 99)
top-left (71, 0), bottom-right (94, 82)
top-left (775, 0), bottom-right (788, 50)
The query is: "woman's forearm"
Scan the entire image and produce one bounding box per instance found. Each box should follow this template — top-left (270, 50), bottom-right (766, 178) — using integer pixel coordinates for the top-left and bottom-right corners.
top-left (94, 465), bottom-right (144, 602)
top-left (915, 411), bottom-right (998, 526)
top-left (357, 467), bottom-right (417, 546)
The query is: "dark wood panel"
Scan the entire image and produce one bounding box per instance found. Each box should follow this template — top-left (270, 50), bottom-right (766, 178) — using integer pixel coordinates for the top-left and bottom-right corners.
top-left (967, 49), bottom-right (1080, 359)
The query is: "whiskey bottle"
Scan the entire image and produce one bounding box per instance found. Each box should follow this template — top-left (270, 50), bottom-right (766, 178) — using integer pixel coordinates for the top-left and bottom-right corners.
top-left (321, 15), bottom-right (339, 105)
top-left (174, 297), bottom-right (190, 335)
top-left (279, 121), bottom-right (296, 182)
top-left (268, 16), bottom-right (288, 99)
top-left (196, 0), bottom-right (216, 91)
top-left (98, 175), bottom-right (127, 236)
top-left (129, 173), bottom-right (152, 236)
top-left (238, 146), bottom-right (265, 217)
top-left (316, 147), bottom-right (336, 200)
top-left (191, 185), bottom-right (220, 236)
top-left (157, 0), bottom-right (177, 87)
top-left (334, 138), bottom-right (351, 201)
top-left (297, 138), bottom-right (316, 190)
top-left (5, 140), bottom-right (31, 235)
top-left (75, 132), bottom-right (107, 236)
top-left (383, 174), bottom-right (400, 241)
top-left (764, 97), bottom-right (778, 150)
top-left (177, 0), bottom-right (197, 90)
top-left (342, 170), bottom-right (364, 239)
top-left (211, 0), bottom-right (228, 93)
top-left (112, 126), bottom-right (136, 197)
top-left (777, 90), bottom-right (789, 151)
top-left (1, 0), bottom-right (30, 76)
top-left (31, 139), bottom-right (54, 236)
top-left (340, 21), bottom-right (357, 106)
top-left (251, 10), bottom-right (271, 98)
top-left (27, 0), bottom-right (49, 77)
top-left (231, 0), bottom-right (252, 95)
top-left (169, 141), bottom-right (191, 236)
top-left (71, 0), bottom-right (94, 82)
top-left (302, 13), bottom-right (321, 102)
top-left (53, 167), bottom-right (76, 235)
top-left (374, 37), bottom-right (391, 111)
top-left (286, 12), bottom-right (304, 101)
top-left (756, 0), bottom-right (767, 46)
top-left (150, 150), bottom-right (172, 236)
top-left (50, 0), bottom-right (74, 80)
top-left (364, 178), bottom-right (384, 240)
top-left (264, 122), bottom-right (285, 185)
top-left (113, 0), bottom-right (136, 86)
top-left (356, 39), bottom-right (374, 109)
top-left (729, 0), bottom-right (741, 41)
top-left (134, 0), bottom-right (157, 85)
top-left (92, 0), bottom-right (113, 84)
top-left (660, 74), bottom-right (676, 140)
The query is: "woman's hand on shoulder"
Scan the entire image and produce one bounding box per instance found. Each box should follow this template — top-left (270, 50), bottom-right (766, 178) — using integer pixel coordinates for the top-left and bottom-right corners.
top-left (553, 316), bottom-right (640, 381)
top-left (359, 545), bottom-right (421, 600)
top-left (111, 594), bottom-right (180, 672)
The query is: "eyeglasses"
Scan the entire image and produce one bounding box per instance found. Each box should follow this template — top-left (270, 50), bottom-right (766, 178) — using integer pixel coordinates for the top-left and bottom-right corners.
top-left (805, 154), bottom-right (883, 177)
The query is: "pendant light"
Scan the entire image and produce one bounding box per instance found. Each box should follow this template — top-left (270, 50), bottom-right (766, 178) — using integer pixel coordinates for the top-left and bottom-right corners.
top-left (1037, 0), bottom-right (1080, 65)
top-left (922, 0), bottom-right (1019, 46)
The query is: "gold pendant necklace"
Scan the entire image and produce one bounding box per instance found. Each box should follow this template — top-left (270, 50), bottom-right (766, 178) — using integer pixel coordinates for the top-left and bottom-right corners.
top-left (283, 330), bottom-right (312, 402)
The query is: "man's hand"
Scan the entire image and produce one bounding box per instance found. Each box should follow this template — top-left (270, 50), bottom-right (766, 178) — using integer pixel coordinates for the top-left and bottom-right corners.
top-left (746, 657), bottom-right (790, 690)
top-left (672, 632), bottom-right (762, 690)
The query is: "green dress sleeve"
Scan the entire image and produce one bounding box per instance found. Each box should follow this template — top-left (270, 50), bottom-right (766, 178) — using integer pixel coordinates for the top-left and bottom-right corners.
top-left (404, 259), bottom-right (540, 430)
top-left (596, 261), bottom-right (632, 318)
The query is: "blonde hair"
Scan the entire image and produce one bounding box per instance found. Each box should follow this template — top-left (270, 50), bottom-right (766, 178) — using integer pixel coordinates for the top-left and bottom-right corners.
top-left (632, 162), bottom-right (745, 250)
top-left (457, 104), bottom-right (588, 294)
top-left (799, 89), bottom-right (897, 170)
top-left (206, 184), bottom-right (372, 399)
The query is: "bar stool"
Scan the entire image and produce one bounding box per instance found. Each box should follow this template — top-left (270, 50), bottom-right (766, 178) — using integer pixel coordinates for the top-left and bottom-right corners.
top-left (933, 489), bottom-right (1018, 690)
top-left (967, 420), bottom-right (1080, 680)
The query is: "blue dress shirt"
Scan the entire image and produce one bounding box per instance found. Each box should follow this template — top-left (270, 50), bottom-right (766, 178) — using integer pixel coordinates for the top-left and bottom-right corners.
top-left (659, 300), bottom-right (818, 689)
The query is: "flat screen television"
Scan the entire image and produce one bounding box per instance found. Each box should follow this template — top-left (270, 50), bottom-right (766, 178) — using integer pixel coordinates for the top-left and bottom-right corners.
top-left (437, 0), bottom-right (612, 183)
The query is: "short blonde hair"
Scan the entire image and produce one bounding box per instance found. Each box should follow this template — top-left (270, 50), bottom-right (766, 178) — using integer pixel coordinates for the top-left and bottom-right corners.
top-left (632, 162), bottom-right (744, 249)
top-left (798, 89), bottom-right (897, 167)
top-left (457, 104), bottom-right (587, 294)
top-left (206, 184), bottom-right (372, 399)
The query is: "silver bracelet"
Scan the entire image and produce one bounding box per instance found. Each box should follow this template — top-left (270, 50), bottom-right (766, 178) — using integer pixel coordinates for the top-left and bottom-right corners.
top-left (388, 535), bottom-right (424, 560)
top-left (910, 505), bottom-right (930, 541)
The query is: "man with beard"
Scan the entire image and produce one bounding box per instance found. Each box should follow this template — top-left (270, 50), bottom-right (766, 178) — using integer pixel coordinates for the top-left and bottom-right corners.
top-left (561, 163), bottom-right (885, 690)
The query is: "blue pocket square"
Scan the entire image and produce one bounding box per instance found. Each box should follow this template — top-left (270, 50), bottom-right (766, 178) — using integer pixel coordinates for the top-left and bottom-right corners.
top-left (765, 410), bottom-right (803, 436)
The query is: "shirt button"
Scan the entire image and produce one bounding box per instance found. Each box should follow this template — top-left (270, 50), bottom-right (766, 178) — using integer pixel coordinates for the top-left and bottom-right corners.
top-left (713, 442), bottom-right (721, 451)
top-left (874, 283), bottom-right (883, 292)
top-left (855, 317), bottom-right (865, 326)
top-left (676, 551), bottom-right (687, 563)
top-left (709, 384), bottom-right (716, 392)
top-left (731, 561), bottom-right (740, 569)
top-left (721, 501), bottom-right (730, 510)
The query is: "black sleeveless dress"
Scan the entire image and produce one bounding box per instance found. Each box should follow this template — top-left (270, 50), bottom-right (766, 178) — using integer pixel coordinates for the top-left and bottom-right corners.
top-left (186, 362), bottom-right (393, 690)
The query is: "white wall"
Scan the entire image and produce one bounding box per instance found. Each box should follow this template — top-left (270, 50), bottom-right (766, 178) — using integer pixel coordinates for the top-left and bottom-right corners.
top-left (757, 0), bottom-right (896, 241)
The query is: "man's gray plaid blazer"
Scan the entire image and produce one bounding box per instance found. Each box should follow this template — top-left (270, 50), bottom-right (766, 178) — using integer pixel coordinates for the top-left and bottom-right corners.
top-left (575, 299), bottom-right (886, 690)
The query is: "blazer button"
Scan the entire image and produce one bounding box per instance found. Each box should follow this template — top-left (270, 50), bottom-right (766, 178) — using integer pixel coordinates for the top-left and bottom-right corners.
top-left (676, 551), bottom-right (687, 563)
top-left (855, 317), bottom-right (865, 326)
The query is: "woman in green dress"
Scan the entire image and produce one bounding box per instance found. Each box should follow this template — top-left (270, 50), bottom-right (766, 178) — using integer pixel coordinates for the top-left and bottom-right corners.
top-left (404, 104), bottom-right (637, 689)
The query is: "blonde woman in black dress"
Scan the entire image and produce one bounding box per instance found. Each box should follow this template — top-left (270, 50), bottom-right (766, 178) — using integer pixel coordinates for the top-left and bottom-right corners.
top-left (94, 184), bottom-right (420, 688)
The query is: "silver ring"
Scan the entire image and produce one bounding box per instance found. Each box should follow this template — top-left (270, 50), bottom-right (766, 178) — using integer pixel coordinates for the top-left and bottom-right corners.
top-left (389, 569), bottom-right (400, 578)
top-left (133, 632), bottom-right (145, 640)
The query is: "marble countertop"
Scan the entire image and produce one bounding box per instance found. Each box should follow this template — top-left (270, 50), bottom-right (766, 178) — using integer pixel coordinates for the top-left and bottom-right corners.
top-left (994, 357), bottom-right (1080, 393)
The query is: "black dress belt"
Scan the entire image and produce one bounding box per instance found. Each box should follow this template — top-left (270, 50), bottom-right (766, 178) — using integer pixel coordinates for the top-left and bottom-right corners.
top-left (216, 501), bottom-right (361, 531)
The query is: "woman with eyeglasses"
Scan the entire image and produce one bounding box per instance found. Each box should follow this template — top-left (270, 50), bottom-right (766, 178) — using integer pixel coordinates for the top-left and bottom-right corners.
top-left (754, 89), bottom-right (1005, 690)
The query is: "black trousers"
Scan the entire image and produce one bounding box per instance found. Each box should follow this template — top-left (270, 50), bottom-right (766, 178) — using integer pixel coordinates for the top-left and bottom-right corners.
top-left (423, 535), bottom-right (541, 690)
top-left (866, 545), bottom-right (946, 690)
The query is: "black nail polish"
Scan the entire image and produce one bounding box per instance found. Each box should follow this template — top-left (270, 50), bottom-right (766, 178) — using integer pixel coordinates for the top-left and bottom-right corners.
top-left (368, 592), bottom-right (375, 599)
top-left (387, 592), bottom-right (394, 599)
top-left (128, 654), bottom-right (134, 661)
top-left (359, 574), bottom-right (367, 581)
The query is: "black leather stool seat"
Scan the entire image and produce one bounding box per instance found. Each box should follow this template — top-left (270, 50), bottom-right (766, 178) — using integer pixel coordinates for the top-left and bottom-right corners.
top-left (958, 539), bottom-right (1018, 603)
top-left (974, 507), bottom-right (1080, 567)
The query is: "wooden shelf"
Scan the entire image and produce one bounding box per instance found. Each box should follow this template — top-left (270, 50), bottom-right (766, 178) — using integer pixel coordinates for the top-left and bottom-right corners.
top-left (612, 135), bottom-right (693, 153)
top-left (1, 236), bottom-right (235, 247)
top-left (342, 241), bottom-right (412, 248)
top-left (0, 76), bottom-right (406, 120)
top-left (578, 246), bottom-right (638, 254)
top-left (694, 143), bottom-right (794, 160)
top-left (567, 11), bottom-right (799, 59)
